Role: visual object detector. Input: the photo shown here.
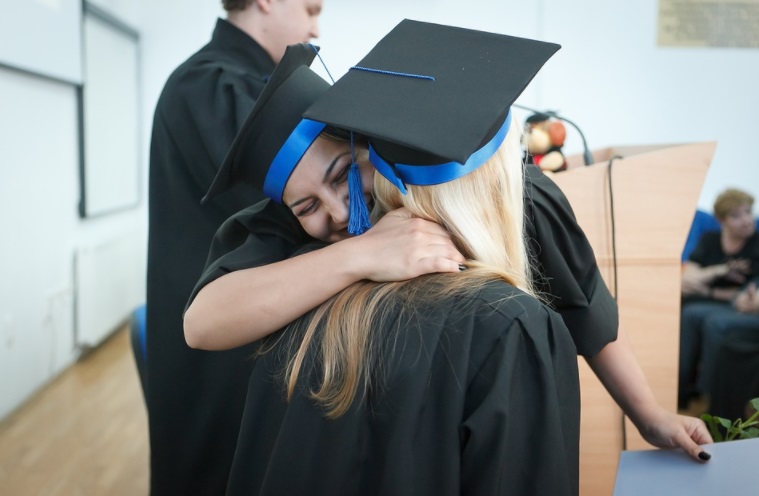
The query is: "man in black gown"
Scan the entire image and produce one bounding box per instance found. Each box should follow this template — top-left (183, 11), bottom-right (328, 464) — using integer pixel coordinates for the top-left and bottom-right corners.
top-left (145, 1), bottom-right (322, 494)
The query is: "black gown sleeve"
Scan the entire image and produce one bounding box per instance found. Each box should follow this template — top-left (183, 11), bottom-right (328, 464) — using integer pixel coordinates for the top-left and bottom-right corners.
top-left (524, 165), bottom-right (618, 357)
top-left (185, 198), bottom-right (311, 308)
top-left (167, 62), bottom-right (265, 194)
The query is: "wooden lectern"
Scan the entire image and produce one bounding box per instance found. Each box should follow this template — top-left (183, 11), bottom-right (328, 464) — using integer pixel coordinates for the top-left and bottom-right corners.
top-left (550, 142), bottom-right (716, 496)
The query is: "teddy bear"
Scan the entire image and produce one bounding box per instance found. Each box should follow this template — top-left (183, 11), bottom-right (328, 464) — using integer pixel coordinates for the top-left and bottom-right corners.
top-left (523, 112), bottom-right (567, 173)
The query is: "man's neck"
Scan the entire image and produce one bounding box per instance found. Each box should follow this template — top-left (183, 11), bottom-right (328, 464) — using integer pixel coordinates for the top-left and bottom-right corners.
top-left (225, 8), bottom-right (277, 62)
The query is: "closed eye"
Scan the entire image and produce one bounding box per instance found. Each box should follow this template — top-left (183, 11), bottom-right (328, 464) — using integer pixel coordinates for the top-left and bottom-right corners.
top-left (295, 200), bottom-right (318, 217)
top-left (333, 163), bottom-right (351, 184)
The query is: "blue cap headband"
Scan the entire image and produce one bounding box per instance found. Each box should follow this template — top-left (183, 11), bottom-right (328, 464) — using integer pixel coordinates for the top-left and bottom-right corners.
top-left (263, 118), bottom-right (326, 203)
top-left (369, 109), bottom-right (512, 194)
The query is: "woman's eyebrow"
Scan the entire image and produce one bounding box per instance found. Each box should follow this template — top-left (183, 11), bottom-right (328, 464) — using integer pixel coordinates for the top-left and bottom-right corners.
top-left (322, 151), bottom-right (351, 183)
top-left (288, 151), bottom-right (352, 208)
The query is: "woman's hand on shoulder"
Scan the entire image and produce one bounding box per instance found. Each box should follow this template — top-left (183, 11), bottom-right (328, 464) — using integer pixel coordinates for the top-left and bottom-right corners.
top-left (345, 208), bottom-right (466, 282)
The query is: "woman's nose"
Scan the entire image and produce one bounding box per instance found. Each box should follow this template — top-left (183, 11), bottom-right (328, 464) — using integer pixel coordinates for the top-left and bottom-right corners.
top-left (326, 193), bottom-right (349, 225)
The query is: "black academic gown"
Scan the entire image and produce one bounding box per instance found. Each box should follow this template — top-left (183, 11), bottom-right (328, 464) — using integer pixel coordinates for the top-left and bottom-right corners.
top-left (226, 280), bottom-right (580, 496)
top-left (146, 19), bottom-right (280, 495)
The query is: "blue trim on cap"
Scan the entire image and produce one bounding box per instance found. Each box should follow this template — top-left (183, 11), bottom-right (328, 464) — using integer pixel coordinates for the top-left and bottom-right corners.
top-left (263, 119), bottom-right (327, 202)
top-left (369, 109), bottom-right (512, 191)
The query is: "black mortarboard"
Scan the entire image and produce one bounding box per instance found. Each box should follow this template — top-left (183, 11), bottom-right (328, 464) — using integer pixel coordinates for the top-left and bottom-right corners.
top-left (203, 43), bottom-right (330, 204)
top-left (303, 19), bottom-right (560, 192)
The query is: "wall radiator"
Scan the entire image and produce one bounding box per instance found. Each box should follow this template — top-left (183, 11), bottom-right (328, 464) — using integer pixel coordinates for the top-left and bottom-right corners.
top-left (74, 231), bottom-right (145, 348)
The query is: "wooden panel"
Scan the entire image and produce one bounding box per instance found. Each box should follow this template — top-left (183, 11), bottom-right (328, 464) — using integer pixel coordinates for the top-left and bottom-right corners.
top-left (615, 263), bottom-right (682, 450)
top-left (551, 142), bottom-right (714, 495)
top-left (578, 359), bottom-right (624, 495)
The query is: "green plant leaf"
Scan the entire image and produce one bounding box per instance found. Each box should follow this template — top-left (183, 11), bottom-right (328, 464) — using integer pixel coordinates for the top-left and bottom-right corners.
top-left (702, 398), bottom-right (759, 443)
top-left (718, 416), bottom-right (733, 429)
top-left (701, 414), bottom-right (723, 442)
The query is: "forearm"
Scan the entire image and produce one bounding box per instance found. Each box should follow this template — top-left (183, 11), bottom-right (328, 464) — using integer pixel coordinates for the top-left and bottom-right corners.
top-left (184, 240), bottom-right (363, 350)
top-left (681, 262), bottom-right (724, 296)
top-left (184, 209), bottom-right (465, 350)
top-left (585, 326), bottom-right (659, 428)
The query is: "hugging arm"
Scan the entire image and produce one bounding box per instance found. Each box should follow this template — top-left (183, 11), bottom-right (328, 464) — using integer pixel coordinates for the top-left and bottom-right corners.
top-left (184, 207), bottom-right (465, 350)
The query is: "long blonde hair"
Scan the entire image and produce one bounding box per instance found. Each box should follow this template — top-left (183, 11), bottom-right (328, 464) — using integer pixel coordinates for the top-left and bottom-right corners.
top-left (283, 117), bottom-right (533, 418)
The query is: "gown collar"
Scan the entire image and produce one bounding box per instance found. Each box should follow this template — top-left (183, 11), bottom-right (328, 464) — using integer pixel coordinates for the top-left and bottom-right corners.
top-left (209, 18), bottom-right (276, 75)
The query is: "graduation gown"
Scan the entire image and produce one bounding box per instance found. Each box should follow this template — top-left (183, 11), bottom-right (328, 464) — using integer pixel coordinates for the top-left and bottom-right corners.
top-left (226, 280), bottom-right (580, 496)
top-left (146, 18), bottom-right (282, 495)
top-left (189, 165), bottom-right (618, 358)
top-left (523, 164), bottom-right (618, 356)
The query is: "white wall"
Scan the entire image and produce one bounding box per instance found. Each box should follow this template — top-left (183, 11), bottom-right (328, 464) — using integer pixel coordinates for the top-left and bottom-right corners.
top-left (311, 0), bottom-right (758, 210)
top-left (538, 0), bottom-right (758, 210)
top-left (2, 0), bottom-right (756, 421)
top-left (0, 0), bottom-right (147, 420)
top-left (0, 70), bottom-right (79, 415)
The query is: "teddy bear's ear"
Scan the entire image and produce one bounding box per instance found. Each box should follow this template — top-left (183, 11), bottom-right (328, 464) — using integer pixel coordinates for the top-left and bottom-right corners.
top-left (548, 120), bottom-right (566, 146)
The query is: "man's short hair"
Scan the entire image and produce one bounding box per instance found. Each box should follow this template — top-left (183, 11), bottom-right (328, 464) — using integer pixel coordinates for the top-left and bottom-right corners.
top-left (222, 0), bottom-right (255, 12)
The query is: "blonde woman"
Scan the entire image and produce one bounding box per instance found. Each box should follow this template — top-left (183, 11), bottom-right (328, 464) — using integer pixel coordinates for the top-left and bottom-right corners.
top-left (226, 104), bottom-right (581, 495)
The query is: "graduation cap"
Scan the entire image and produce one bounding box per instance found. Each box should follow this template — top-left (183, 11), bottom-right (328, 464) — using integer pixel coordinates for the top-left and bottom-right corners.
top-left (202, 43), bottom-right (330, 204)
top-left (303, 19), bottom-right (561, 193)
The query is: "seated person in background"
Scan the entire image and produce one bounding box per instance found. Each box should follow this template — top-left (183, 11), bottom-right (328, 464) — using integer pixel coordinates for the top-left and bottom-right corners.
top-left (709, 279), bottom-right (759, 419)
top-left (679, 188), bottom-right (759, 409)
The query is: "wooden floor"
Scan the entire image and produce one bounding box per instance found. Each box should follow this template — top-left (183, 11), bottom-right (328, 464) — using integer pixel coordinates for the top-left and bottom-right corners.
top-left (0, 327), bottom-right (149, 495)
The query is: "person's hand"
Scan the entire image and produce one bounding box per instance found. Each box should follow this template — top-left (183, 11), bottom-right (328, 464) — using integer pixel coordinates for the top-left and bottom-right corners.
top-left (347, 208), bottom-right (466, 282)
top-left (681, 262), bottom-right (723, 296)
top-left (636, 407), bottom-right (713, 462)
top-left (734, 282), bottom-right (759, 313)
top-left (724, 258), bottom-right (751, 284)
top-left (680, 275), bottom-right (709, 297)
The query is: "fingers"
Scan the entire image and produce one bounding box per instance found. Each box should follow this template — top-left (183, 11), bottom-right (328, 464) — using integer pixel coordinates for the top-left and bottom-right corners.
top-left (673, 417), bottom-right (713, 463)
top-left (415, 243), bottom-right (467, 273)
top-left (359, 210), bottom-right (470, 281)
top-left (415, 256), bottom-right (466, 275)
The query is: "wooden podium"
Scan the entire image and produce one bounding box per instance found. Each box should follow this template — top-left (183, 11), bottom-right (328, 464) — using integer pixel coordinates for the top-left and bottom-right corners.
top-left (550, 142), bottom-right (716, 496)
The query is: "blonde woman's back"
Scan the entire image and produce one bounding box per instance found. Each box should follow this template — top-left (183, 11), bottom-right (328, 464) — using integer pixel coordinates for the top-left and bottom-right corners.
top-left (226, 276), bottom-right (579, 496)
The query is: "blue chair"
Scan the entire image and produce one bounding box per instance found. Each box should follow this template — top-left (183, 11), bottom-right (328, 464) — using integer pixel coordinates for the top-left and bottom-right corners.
top-left (681, 210), bottom-right (721, 262)
top-left (129, 304), bottom-right (147, 397)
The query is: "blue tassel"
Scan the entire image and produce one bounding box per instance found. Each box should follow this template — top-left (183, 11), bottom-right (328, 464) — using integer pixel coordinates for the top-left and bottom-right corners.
top-left (347, 163), bottom-right (372, 235)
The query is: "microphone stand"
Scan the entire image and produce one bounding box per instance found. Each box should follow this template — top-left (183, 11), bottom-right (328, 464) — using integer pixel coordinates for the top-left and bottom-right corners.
top-left (513, 103), bottom-right (594, 166)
